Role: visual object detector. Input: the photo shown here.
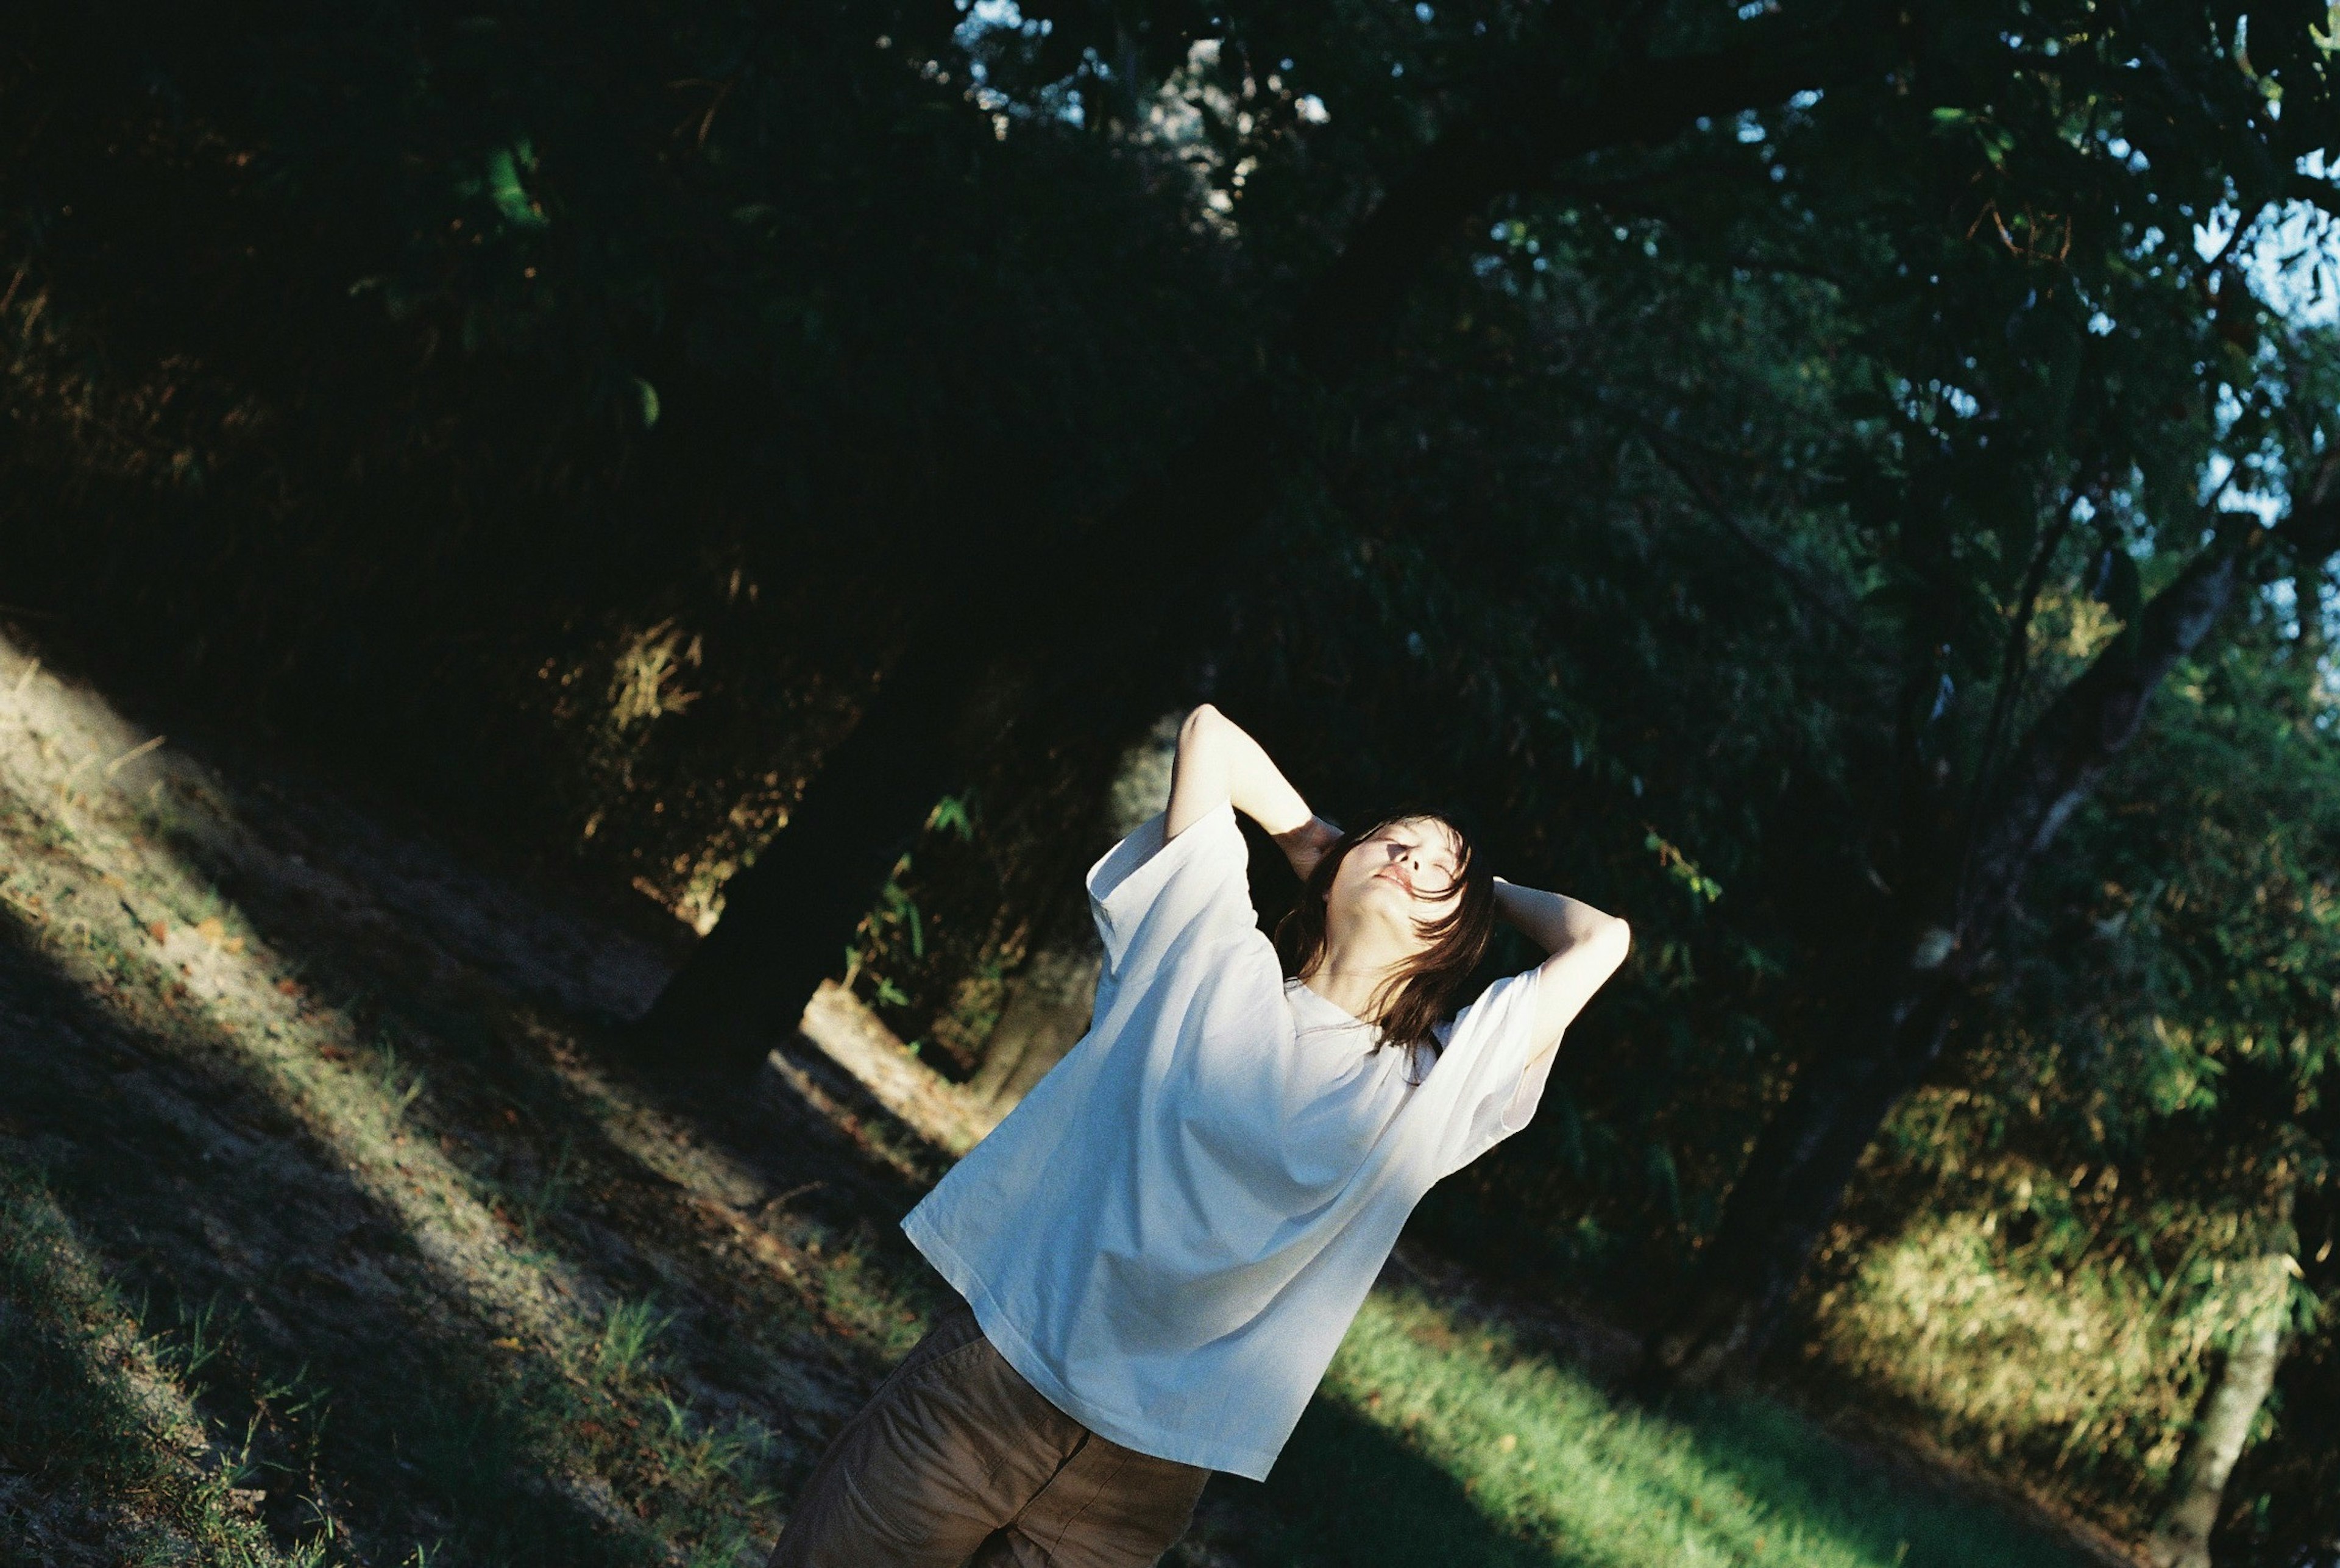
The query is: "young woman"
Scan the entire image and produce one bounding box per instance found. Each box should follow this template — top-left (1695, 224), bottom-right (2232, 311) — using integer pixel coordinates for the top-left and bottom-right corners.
top-left (770, 704), bottom-right (1631, 1568)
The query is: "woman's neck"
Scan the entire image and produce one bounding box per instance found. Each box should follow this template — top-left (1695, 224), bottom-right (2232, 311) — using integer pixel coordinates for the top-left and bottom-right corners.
top-left (1302, 926), bottom-right (1414, 1024)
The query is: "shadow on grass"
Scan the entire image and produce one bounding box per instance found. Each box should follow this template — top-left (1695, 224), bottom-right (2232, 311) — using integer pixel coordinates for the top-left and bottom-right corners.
top-left (0, 1162), bottom-right (289, 1565)
top-left (1662, 1391), bottom-right (2096, 1568)
top-left (0, 919), bottom-right (675, 1566)
top-left (116, 776), bottom-right (991, 1509)
top-left (155, 754), bottom-right (951, 1265)
top-left (1229, 1396), bottom-right (1564, 1568)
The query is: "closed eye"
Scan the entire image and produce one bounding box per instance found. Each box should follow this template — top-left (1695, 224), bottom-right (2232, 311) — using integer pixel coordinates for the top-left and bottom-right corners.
top-left (1371, 834), bottom-right (1458, 886)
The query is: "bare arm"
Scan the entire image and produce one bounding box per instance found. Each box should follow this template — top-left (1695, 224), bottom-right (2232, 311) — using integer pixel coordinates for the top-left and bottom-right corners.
top-left (1165, 704), bottom-right (1342, 879)
top-left (1494, 878), bottom-right (1631, 1062)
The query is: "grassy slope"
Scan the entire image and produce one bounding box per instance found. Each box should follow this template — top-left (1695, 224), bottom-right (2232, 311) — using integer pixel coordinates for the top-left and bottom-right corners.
top-left (0, 637), bottom-right (2120, 1568)
top-left (1247, 1287), bottom-right (2094, 1568)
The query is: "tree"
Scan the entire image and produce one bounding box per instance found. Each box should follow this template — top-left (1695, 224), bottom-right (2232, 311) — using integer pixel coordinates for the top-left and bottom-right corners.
top-left (1573, 0), bottom-right (2340, 1386)
top-left (2146, 1183), bottom-right (2299, 1568)
top-left (629, 3), bottom-right (1868, 1072)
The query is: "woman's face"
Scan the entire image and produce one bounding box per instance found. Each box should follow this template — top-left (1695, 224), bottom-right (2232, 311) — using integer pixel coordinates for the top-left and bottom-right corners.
top-left (1324, 816), bottom-right (1466, 949)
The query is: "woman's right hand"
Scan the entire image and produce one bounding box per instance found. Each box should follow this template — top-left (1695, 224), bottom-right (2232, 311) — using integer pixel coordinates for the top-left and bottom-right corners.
top-left (1272, 815), bottom-right (1344, 883)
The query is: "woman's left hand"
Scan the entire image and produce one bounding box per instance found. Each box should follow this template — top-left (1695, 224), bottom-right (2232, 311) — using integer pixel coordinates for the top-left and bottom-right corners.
top-left (1492, 878), bottom-right (1631, 1061)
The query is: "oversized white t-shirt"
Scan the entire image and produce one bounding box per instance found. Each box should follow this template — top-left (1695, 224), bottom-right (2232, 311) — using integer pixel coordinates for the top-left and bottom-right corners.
top-left (899, 801), bottom-right (1560, 1480)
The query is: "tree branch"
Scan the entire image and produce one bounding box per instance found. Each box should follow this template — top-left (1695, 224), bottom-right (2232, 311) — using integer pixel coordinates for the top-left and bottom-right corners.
top-left (1959, 476), bottom-right (2340, 931)
top-left (1966, 482), bottom-right (2088, 830)
top-left (1633, 421), bottom-right (1878, 654)
top-left (1291, 14), bottom-right (1871, 380)
top-left (2284, 171), bottom-right (2340, 225)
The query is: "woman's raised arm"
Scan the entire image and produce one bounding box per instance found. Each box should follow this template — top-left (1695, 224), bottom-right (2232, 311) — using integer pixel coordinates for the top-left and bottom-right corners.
top-left (1166, 705), bottom-right (1343, 879)
top-left (1492, 878), bottom-right (1631, 1060)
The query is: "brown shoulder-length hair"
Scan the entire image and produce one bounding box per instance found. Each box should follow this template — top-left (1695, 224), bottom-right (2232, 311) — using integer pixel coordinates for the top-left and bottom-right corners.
top-left (1272, 806), bottom-right (1497, 1056)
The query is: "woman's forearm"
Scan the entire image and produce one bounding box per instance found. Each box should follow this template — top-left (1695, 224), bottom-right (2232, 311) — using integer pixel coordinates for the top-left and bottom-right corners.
top-left (1166, 704), bottom-right (1315, 841)
top-left (1492, 878), bottom-right (1626, 956)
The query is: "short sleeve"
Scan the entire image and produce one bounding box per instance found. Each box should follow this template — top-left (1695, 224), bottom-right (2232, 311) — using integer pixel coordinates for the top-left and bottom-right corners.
top-left (1426, 966), bottom-right (1560, 1180)
top-left (1085, 802), bottom-right (1257, 979)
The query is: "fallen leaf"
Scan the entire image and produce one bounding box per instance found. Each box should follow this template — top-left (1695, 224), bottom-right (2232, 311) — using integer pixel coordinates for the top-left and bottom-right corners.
top-left (276, 978), bottom-right (303, 997)
top-left (223, 935), bottom-right (245, 955)
top-left (147, 920), bottom-right (168, 942)
top-left (491, 1336), bottom-right (523, 1350)
top-left (195, 917), bottom-right (225, 943)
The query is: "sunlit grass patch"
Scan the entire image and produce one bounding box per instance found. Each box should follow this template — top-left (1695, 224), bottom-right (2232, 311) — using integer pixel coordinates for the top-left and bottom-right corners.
top-left (1245, 1286), bottom-right (2091, 1568)
top-left (1809, 1202), bottom-right (2226, 1516)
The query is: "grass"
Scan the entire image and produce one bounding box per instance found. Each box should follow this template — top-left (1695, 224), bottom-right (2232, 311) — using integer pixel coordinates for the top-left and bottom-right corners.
top-left (1808, 1195), bottom-right (2218, 1524)
top-left (1230, 1287), bottom-right (2094, 1568)
top-left (0, 1158), bottom-right (318, 1567)
top-left (367, 1036), bottom-right (428, 1123)
top-left (595, 1297), bottom-right (675, 1382)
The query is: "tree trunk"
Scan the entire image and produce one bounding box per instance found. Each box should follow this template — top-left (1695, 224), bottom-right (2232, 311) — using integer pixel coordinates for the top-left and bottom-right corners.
top-left (2144, 1321), bottom-right (2283, 1568)
top-left (1643, 495), bottom-right (2340, 1388)
top-left (627, 377), bottom-right (1271, 1076)
top-left (2144, 1191), bottom-right (2299, 1568)
top-left (629, 620), bottom-right (977, 1074)
top-left (631, 22), bottom-right (1857, 1075)
top-left (1641, 968), bottom-right (1959, 1387)
top-left (968, 712), bottom-right (1182, 1107)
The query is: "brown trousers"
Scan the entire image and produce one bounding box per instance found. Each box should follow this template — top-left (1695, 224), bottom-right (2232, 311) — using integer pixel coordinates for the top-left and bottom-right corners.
top-left (767, 1298), bottom-right (1210, 1568)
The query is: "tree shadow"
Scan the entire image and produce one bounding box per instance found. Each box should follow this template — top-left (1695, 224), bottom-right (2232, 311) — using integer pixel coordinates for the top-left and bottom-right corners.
top-left (153, 853), bottom-right (950, 1401)
top-left (1658, 1389), bottom-right (2105, 1568)
top-left (113, 751), bottom-right (982, 1497)
top-left (1212, 1396), bottom-right (1567, 1568)
top-left (0, 918), bottom-right (673, 1564)
top-left (144, 735), bottom-right (952, 1247)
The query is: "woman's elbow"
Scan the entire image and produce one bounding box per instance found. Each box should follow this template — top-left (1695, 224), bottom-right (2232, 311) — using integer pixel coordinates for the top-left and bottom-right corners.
top-left (1176, 703), bottom-right (1236, 766)
top-left (1600, 916), bottom-right (1633, 970)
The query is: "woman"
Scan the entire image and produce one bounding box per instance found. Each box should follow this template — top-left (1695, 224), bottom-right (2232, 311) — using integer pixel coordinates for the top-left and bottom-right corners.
top-left (770, 704), bottom-right (1631, 1568)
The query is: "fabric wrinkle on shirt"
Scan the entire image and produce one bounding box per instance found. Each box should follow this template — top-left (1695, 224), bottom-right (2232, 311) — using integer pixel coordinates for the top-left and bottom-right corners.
top-left (900, 801), bottom-right (1561, 1481)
